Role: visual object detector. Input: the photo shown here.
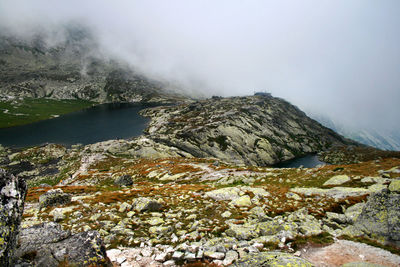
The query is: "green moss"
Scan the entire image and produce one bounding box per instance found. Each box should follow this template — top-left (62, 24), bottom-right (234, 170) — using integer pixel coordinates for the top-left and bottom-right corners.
top-left (0, 98), bottom-right (94, 128)
top-left (290, 232), bottom-right (334, 250)
top-left (29, 176), bottom-right (63, 187)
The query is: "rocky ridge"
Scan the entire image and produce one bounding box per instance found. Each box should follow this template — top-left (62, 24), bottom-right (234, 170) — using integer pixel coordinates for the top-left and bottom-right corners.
top-left (140, 95), bottom-right (356, 166)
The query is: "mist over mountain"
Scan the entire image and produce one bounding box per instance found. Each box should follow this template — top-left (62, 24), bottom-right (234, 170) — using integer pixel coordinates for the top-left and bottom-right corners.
top-left (308, 112), bottom-right (400, 151)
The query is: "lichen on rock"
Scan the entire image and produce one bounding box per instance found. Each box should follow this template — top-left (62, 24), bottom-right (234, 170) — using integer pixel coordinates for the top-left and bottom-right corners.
top-left (15, 222), bottom-right (111, 266)
top-left (354, 189), bottom-right (400, 246)
top-left (39, 188), bottom-right (71, 209)
top-left (0, 169), bottom-right (27, 267)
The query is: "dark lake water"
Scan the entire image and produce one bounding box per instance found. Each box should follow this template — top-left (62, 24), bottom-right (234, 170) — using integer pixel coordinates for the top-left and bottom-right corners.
top-left (0, 103), bottom-right (153, 148)
top-left (275, 154), bottom-right (326, 168)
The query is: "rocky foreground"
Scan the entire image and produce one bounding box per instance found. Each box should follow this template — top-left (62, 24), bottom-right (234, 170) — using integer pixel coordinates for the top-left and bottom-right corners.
top-left (1, 141), bottom-right (400, 266)
top-left (0, 95), bottom-right (399, 266)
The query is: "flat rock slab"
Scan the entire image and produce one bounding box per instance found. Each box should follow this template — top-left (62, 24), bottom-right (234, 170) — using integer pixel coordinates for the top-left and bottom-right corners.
top-left (234, 252), bottom-right (312, 266)
top-left (15, 222), bottom-right (111, 266)
top-left (323, 175), bottom-right (351, 186)
top-left (291, 187), bottom-right (369, 199)
top-left (301, 239), bottom-right (400, 267)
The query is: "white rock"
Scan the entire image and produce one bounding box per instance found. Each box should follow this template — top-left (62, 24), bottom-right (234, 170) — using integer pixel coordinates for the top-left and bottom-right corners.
top-left (121, 262), bottom-right (132, 267)
top-left (184, 252), bottom-right (196, 261)
top-left (141, 247), bottom-right (153, 257)
top-left (172, 251), bottom-right (184, 260)
top-left (163, 260), bottom-right (175, 266)
top-left (155, 252), bottom-right (168, 262)
top-left (252, 242), bottom-right (264, 250)
top-left (116, 256), bottom-right (126, 264)
top-left (221, 211), bottom-right (232, 218)
top-left (223, 250), bottom-right (239, 265)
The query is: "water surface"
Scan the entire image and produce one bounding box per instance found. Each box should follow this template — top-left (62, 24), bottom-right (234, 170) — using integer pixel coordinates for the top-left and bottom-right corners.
top-left (275, 154), bottom-right (326, 168)
top-left (0, 103), bottom-right (153, 148)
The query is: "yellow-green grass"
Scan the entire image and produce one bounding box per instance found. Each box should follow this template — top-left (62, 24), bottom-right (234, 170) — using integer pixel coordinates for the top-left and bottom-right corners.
top-left (0, 98), bottom-right (94, 128)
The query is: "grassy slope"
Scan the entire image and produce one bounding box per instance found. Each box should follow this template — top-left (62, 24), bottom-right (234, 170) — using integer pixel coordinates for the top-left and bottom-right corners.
top-left (0, 98), bottom-right (94, 128)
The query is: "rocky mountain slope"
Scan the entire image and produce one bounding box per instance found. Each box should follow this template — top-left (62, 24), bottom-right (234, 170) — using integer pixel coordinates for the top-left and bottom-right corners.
top-left (0, 29), bottom-right (185, 104)
top-left (140, 95), bottom-right (357, 166)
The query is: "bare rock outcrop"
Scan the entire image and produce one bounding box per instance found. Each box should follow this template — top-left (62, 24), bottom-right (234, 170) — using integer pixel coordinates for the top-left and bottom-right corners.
top-left (141, 95), bottom-right (356, 166)
top-left (0, 169), bottom-right (27, 267)
top-left (15, 222), bottom-right (111, 266)
top-left (354, 187), bottom-right (400, 247)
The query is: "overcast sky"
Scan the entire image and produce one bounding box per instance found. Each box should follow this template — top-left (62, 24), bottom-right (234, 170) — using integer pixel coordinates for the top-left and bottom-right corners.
top-left (1, 0), bottom-right (399, 133)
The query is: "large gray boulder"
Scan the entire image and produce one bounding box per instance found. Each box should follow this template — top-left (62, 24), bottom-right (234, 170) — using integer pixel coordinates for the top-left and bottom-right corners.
top-left (354, 188), bottom-right (400, 246)
top-left (15, 222), bottom-right (111, 266)
top-left (132, 197), bottom-right (163, 212)
top-left (114, 174), bottom-right (133, 186)
top-left (39, 188), bottom-right (71, 209)
top-left (0, 169), bottom-right (27, 267)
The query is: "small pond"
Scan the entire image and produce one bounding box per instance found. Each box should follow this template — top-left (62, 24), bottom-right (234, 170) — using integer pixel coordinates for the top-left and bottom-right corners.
top-left (275, 154), bottom-right (326, 168)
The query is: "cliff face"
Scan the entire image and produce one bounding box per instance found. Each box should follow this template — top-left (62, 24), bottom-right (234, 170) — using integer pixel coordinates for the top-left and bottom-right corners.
top-left (141, 95), bottom-right (356, 166)
top-left (0, 34), bottom-right (182, 104)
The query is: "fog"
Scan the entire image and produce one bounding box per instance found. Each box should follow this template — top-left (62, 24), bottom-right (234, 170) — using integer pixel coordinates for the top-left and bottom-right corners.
top-left (1, 0), bottom-right (399, 133)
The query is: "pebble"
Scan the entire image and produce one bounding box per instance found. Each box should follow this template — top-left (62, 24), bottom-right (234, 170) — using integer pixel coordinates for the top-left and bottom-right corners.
top-left (116, 256), bottom-right (126, 264)
top-left (172, 251), bottom-right (184, 260)
top-left (163, 260), bottom-right (175, 266)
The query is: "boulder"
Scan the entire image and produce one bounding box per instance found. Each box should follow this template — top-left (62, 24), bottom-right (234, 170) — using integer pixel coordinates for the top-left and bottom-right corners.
top-left (230, 195), bottom-right (252, 207)
top-left (132, 197), bottom-right (163, 212)
top-left (226, 223), bottom-right (259, 240)
top-left (234, 252), bottom-right (312, 266)
top-left (354, 189), bottom-right (400, 246)
top-left (205, 187), bottom-right (240, 201)
top-left (291, 187), bottom-right (369, 199)
top-left (114, 174), bottom-right (133, 186)
top-left (0, 169), bottom-right (27, 267)
top-left (15, 222), bottom-right (111, 266)
top-left (39, 188), bottom-right (71, 209)
top-left (323, 175), bottom-right (351, 186)
top-left (388, 179), bottom-right (400, 193)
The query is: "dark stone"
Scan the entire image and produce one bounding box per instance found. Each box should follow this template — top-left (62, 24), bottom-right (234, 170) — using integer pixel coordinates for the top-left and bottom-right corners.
top-left (0, 168), bottom-right (27, 267)
top-left (7, 161), bottom-right (34, 176)
top-left (38, 167), bottom-right (59, 177)
top-left (39, 189), bottom-right (71, 209)
top-left (114, 174), bottom-right (133, 186)
top-left (15, 222), bottom-right (111, 267)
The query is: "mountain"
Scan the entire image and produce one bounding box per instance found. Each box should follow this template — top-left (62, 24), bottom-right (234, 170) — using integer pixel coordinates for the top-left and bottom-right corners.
top-left (0, 28), bottom-right (186, 104)
top-left (309, 113), bottom-right (400, 151)
top-left (137, 95), bottom-right (357, 166)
